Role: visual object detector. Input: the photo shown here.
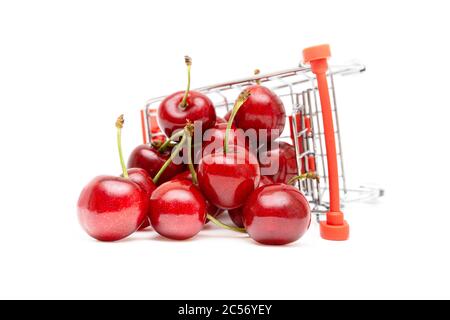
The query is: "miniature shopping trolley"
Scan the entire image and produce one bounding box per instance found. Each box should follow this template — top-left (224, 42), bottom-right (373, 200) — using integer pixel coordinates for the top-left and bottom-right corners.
top-left (140, 44), bottom-right (383, 241)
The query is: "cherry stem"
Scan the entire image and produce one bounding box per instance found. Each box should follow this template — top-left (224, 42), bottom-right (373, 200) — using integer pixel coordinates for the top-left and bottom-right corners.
top-left (287, 172), bottom-right (320, 185)
top-left (151, 140), bottom-right (163, 149)
top-left (158, 130), bottom-right (185, 153)
top-left (116, 115), bottom-right (128, 179)
top-left (254, 69), bottom-right (261, 85)
top-left (207, 214), bottom-right (246, 233)
top-left (185, 128), bottom-right (198, 185)
top-left (224, 90), bottom-right (251, 154)
top-left (153, 133), bottom-right (187, 184)
top-left (179, 56), bottom-right (192, 109)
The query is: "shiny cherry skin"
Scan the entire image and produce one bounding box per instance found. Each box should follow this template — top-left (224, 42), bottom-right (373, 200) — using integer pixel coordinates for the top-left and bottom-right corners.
top-left (149, 179), bottom-right (207, 240)
top-left (228, 175), bottom-right (274, 228)
top-left (126, 168), bottom-right (157, 230)
top-left (243, 183), bottom-right (311, 245)
top-left (172, 171), bottom-right (224, 221)
top-left (234, 85), bottom-right (286, 141)
top-left (198, 146), bottom-right (260, 210)
top-left (127, 144), bottom-right (185, 185)
top-left (77, 176), bottom-right (148, 241)
top-left (157, 91), bottom-right (216, 137)
top-left (127, 168), bottom-right (157, 196)
top-left (259, 141), bottom-right (297, 184)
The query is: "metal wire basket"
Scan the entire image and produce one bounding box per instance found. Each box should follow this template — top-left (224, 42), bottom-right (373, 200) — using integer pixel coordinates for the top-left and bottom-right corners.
top-left (140, 46), bottom-right (383, 239)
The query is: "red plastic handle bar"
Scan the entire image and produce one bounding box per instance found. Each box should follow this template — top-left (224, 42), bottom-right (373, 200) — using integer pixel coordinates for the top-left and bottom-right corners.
top-left (140, 109), bottom-right (148, 144)
top-left (303, 44), bottom-right (349, 241)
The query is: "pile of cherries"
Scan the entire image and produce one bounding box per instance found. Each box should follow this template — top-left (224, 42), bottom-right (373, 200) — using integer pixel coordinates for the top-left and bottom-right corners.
top-left (77, 57), bottom-right (316, 245)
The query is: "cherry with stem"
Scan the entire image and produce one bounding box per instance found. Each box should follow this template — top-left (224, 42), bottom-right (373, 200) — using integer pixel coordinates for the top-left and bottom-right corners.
top-left (157, 55), bottom-right (216, 137)
top-left (77, 115), bottom-right (148, 241)
top-left (152, 123), bottom-right (246, 233)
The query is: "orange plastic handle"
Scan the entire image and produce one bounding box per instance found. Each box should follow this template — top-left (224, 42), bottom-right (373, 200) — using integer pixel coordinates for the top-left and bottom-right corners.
top-left (303, 44), bottom-right (349, 241)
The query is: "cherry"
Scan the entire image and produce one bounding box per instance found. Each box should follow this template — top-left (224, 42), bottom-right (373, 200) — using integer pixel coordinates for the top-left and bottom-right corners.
top-left (173, 171), bottom-right (224, 221)
top-left (198, 145), bottom-right (260, 210)
top-left (78, 176), bottom-right (148, 241)
top-left (198, 91), bottom-right (260, 210)
top-left (228, 175), bottom-right (274, 228)
top-left (233, 83), bottom-right (286, 141)
top-left (127, 143), bottom-right (185, 185)
top-left (157, 56), bottom-right (216, 137)
top-left (243, 183), bottom-right (311, 245)
top-left (259, 141), bottom-right (297, 184)
top-left (77, 115), bottom-right (148, 241)
top-left (149, 179), bottom-right (207, 240)
top-left (126, 168), bottom-right (156, 230)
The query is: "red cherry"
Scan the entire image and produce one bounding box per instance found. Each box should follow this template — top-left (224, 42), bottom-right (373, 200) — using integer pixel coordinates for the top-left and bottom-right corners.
top-left (198, 146), bottom-right (260, 210)
top-left (172, 171), bottom-right (224, 221)
top-left (259, 141), bottom-right (297, 184)
top-left (127, 168), bottom-right (156, 230)
top-left (127, 144), bottom-right (185, 185)
top-left (158, 91), bottom-right (216, 137)
top-left (149, 179), bottom-right (207, 240)
top-left (228, 175), bottom-right (274, 228)
top-left (234, 85), bottom-right (286, 141)
top-left (157, 56), bottom-right (216, 137)
top-left (77, 176), bottom-right (148, 241)
top-left (243, 183), bottom-right (311, 245)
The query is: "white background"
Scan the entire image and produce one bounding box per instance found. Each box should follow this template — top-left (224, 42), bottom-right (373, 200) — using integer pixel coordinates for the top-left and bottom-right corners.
top-left (1, 0), bottom-right (449, 299)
